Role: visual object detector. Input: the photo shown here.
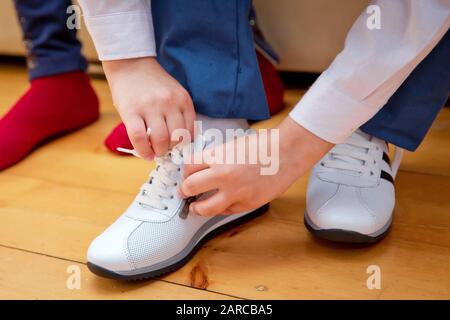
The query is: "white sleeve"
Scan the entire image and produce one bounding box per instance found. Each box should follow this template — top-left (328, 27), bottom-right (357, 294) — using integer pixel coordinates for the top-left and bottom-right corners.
top-left (78, 0), bottom-right (156, 61)
top-left (289, 0), bottom-right (450, 144)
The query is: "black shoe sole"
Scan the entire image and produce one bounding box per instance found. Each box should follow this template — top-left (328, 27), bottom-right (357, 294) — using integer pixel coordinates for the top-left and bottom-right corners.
top-left (304, 215), bottom-right (391, 244)
top-left (87, 204), bottom-right (269, 281)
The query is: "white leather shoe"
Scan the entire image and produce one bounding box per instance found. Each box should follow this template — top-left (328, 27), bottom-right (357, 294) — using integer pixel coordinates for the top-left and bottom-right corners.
top-left (87, 139), bottom-right (268, 280)
top-left (304, 130), bottom-right (403, 243)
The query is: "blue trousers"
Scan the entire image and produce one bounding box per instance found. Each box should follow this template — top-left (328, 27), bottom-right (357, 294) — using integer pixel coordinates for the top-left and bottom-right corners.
top-left (14, 0), bottom-right (450, 150)
top-left (361, 30), bottom-right (450, 151)
top-left (151, 0), bottom-right (269, 120)
top-left (14, 0), bottom-right (87, 79)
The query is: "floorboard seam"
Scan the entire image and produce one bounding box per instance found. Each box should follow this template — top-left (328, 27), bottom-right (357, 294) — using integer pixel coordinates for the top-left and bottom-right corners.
top-left (0, 243), bottom-right (246, 300)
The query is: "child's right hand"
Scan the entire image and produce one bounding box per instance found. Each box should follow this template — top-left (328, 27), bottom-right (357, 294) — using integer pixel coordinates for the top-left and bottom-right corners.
top-left (103, 57), bottom-right (195, 160)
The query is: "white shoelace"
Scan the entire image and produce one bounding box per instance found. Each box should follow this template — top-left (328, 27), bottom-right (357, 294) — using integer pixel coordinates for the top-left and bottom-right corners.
top-left (117, 148), bottom-right (183, 210)
top-left (118, 141), bottom-right (183, 210)
top-left (322, 131), bottom-right (404, 178)
top-left (117, 130), bottom-right (206, 211)
top-left (136, 149), bottom-right (183, 210)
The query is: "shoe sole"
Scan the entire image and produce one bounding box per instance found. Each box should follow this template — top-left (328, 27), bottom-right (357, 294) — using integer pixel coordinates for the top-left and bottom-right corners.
top-left (87, 204), bottom-right (269, 281)
top-left (304, 211), bottom-right (392, 244)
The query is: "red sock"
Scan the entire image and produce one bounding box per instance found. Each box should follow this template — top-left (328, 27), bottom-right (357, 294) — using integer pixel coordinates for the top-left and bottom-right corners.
top-left (104, 51), bottom-right (285, 155)
top-left (256, 51), bottom-right (285, 115)
top-left (0, 71), bottom-right (99, 170)
top-left (104, 122), bottom-right (133, 155)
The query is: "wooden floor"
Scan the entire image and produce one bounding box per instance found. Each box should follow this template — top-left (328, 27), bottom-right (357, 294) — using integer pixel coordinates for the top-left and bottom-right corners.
top-left (0, 64), bottom-right (449, 300)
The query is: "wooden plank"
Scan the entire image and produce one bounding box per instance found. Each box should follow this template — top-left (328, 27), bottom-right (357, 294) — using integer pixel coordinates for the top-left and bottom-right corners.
top-left (0, 246), bottom-right (234, 300)
top-left (0, 172), bottom-right (449, 299)
top-left (400, 109), bottom-right (450, 177)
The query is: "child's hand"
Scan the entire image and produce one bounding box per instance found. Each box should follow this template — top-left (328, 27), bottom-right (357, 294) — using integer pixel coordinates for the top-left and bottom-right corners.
top-left (103, 57), bottom-right (195, 160)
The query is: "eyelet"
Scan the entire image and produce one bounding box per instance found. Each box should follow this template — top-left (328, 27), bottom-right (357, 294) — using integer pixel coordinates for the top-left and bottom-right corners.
top-left (174, 182), bottom-right (178, 186)
top-left (177, 168), bottom-right (181, 172)
top-left (370, 171), bottom-right (374, 176)
top-left (164, 206), bottom-right (168, 210)
top-left (170, 195), bottom-right (174, 199)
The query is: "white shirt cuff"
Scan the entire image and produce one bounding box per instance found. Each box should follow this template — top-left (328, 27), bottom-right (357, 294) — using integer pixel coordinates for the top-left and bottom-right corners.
top-left (83, 11), bottom-right (156, 61)
top-left (289, 73), bottom-right (374, 144)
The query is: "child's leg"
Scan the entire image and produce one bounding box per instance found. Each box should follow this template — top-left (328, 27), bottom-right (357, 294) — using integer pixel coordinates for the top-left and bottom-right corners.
top-left (0, 0), bottom-right (99, 170)
top-left (16, 0), bottom-right (87, 80)
top-left (305, 30), bottom-right (450, 243)
top-left (360, 30), bottom-right (450, 151)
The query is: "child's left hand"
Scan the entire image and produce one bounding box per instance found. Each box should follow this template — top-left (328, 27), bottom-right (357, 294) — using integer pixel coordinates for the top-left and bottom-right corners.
top-left (103, 57), bottom-right (196, 160)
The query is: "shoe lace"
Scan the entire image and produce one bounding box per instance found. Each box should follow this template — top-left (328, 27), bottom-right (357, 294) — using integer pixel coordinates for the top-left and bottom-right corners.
top-left (118, 146), bottom-right (183, 211)
top-left (117, 130), bottom-right (206, 212)
top-left (321, 131), bottom-right (404, 177)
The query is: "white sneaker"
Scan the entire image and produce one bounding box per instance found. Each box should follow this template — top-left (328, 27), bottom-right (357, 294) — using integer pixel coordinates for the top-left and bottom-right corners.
top-left (304, 130), bottom-right (403, 243)
top-left (87, 138), bottom-right (268, 280)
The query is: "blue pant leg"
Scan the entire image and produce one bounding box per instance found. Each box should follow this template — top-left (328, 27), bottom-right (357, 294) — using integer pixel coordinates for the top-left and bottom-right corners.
top-left (14, 0), bottom-right (87, 80)
top-left (152, 0), bottom-right (270, 120)
top-left (361, 30), bottom-right (450, 151)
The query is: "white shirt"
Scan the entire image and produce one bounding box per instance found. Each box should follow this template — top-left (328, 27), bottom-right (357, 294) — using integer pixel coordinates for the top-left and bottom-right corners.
top-left (79, 0), bottom-right (156, 60)
top-left (79, 0), bottom-right (450, 144)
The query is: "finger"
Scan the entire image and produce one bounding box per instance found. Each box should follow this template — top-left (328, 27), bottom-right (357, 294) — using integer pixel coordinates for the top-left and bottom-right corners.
top-left (221, 208), bottom-right (235, 215)
top-left (180, 168), bottom-right (218, 198)
top-left (146, 116), bottom-right (170, 156)
top-left (183, 159), bottom-right (210, 179)
top-left (223, 203), bottom-right (248, 215)
top-left (182, 105), bottom-right (196, 140)
top-left (183, 146), bottom-right (217, 178)
top-left (124, 115), bottom-right (154, 160)
top-left (190, 191), bottom-right (231, 217)
top-left (166, 111), bottom-right (186, 148)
